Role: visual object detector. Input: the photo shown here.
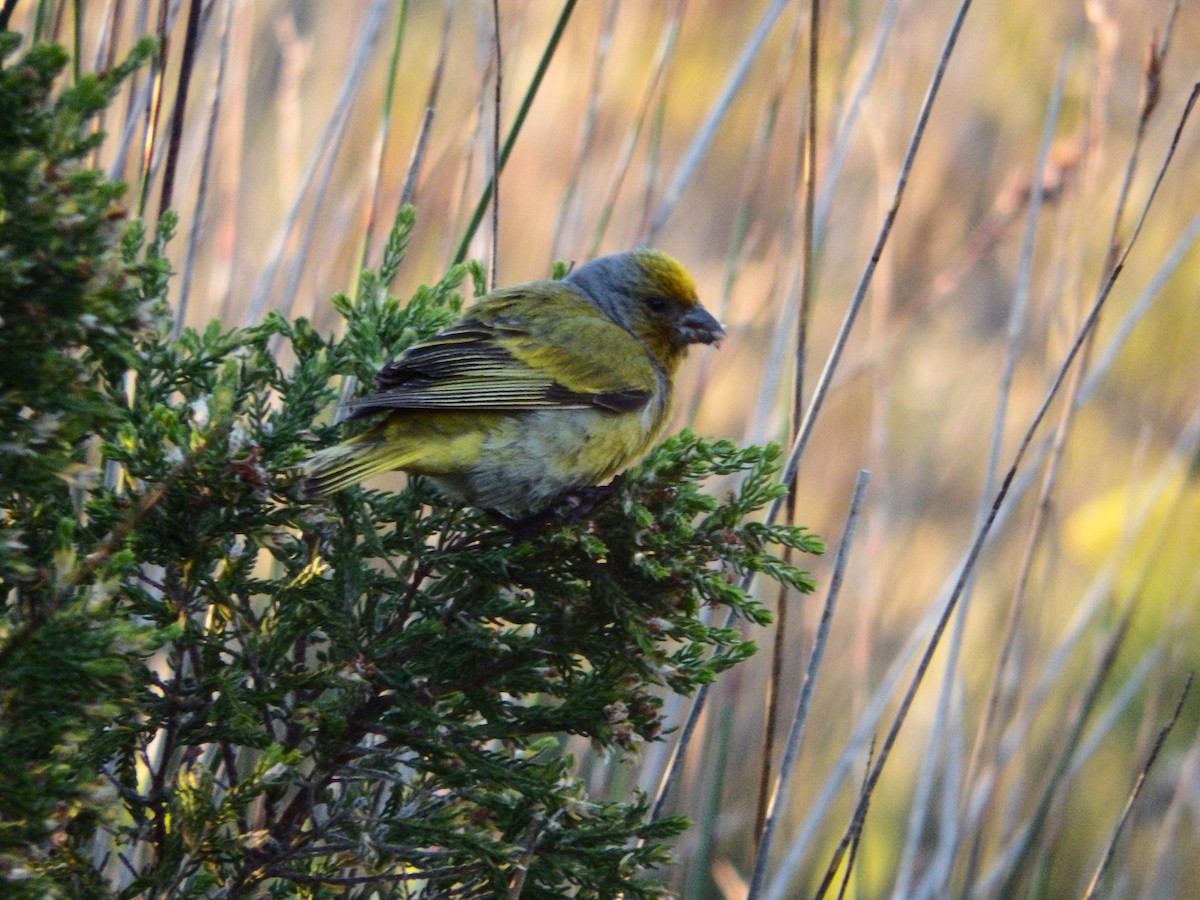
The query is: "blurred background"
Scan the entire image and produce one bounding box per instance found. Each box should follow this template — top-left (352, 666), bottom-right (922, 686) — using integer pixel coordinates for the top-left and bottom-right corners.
top-left (13, 0), bottom-right (1200, 896)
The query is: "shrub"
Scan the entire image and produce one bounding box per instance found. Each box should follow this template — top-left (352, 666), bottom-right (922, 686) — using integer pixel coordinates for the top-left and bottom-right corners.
top-left (0, 38), bottom-right (818, 898)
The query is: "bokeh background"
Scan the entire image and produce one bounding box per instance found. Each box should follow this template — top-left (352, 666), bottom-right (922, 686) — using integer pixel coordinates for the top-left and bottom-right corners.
top-left (15, 0), bottom-right (1200, 896)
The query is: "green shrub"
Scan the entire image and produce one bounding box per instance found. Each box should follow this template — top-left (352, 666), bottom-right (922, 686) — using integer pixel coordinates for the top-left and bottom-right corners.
top-left (0, 38), bottom-right (819, 898)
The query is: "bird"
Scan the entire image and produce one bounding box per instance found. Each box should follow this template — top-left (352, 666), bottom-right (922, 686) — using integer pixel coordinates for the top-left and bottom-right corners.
top-left (302, 248), bottom-right (724, 513)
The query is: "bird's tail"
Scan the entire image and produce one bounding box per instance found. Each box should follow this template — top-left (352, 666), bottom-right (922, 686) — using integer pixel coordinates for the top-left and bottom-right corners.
top-left (301, 432), bottom-right (420, 498)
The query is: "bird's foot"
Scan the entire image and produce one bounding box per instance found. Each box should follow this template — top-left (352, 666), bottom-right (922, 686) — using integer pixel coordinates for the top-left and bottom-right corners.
top-left (486, 476), bottom-right (626, 536)
top-left (559, 476), bottom-right (625, 523)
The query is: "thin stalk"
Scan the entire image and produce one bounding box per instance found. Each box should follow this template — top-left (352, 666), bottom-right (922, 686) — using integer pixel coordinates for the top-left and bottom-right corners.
top-left (974, 617), bottom-right (1132, 899)
top-left (243, 0), bottom-right (391, 325)
top-left (768, 0), bottom-right (977, 516)
top-left (1140, 714), bottom-right (1200, 899)
top-left (1081, 212), bottom-right (1200, 403)
top-left (765, 325), bottom-right (1198, 896)
top-left (137, 0), bottom-right (171, 218)
top-left (588, 0), bottom-right (683, 256)
top-left (960, 51), bottom-right (1195, 894)
top-left (749, 470), bottom-right (869, 900)
top-left (359, 0), bottom-right (410, 276)
top-left (659, 0), bottom-right (978, 836)
top-left (762, 453), bottom-right (1047, 900)
top-left (1104, 1), bottom-right (1182, 268)
top-left (742, 4), bottom-right (809, 844)
top-left (489, 0), bottom-right (502, 288)
top-left (646, 0), bottom-right (792, 241)
top-left (452, 0), bottom-right (577, 265)
top-left (637, 76), bottom-right (667, 242)
top-left (32, 0), bottom-right (49, 41)
top-left (158, 0), bottom-right (202, 215)
top-left (685, 694), bottom-right (736, 900)
top-left (89, 0), bottom-right (124, 171)
top-left (0, 0), bottom-right (18, 31)
top-left (1078, 540), bottom-right (1198, 894)
top-left (899, 59), bottom-right (1069, 900)
top-left (551, 0), bottom-right (618, 261)
top-left (814, 82), bottom-right (1199, 900)
top-left (400, 0), bottom-right (454, 210)
top-left (174, 0), bottom-right (231, 338)
top-left (109, 2), bottom-right (157, 188)
top-left (835, 739), bottom-right (877, 900)
top-left (71, 0), bottom-right (81, 82)
top-left (974, 408), bottom-right (1200, 803)
top-left (795, 0), bottom-right (820, 431)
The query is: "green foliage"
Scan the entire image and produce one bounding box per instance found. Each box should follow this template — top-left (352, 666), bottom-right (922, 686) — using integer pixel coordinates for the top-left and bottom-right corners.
top-left (0, 35), bottom-right (157, 495)
top-left (1, 39), bottom-right (820, 899)
top-left (0, 35), bottom-right (161, 895)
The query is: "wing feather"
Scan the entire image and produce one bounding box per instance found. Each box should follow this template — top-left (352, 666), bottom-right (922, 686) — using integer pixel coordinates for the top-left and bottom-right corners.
top-left (346, 282), bottom-right (657, 419)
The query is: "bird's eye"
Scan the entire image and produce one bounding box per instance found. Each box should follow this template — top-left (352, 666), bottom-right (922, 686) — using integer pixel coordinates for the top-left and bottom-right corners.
top-left (645, 296), bottom-right (668, 312)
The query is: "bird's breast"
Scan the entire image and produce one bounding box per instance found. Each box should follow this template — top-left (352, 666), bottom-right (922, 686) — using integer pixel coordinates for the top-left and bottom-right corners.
top-left (450, 398), bottom-right (669, 512)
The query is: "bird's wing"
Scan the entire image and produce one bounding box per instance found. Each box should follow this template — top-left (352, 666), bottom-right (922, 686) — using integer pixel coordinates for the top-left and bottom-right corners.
top-left (345, 284), bottom-right (658, 417)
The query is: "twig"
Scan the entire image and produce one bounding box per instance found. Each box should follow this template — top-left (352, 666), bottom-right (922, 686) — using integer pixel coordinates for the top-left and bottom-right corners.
top-left (401, 0), bottom-right (453, 209)
top-left (748, 470), bottom-right (869, 899)
top-left (646, 0), bottom-right (793, 241)
top-left (243, 0), bottom-right (391, 325)
top-left (976, 613), bottom-right (1132, 899)
top-left (551, 0), bottom-right (619, 260)
top-left (273, 862), bottom-right (487, 885)
top-left (768, 0), bottom-right (977, 518)
top-left (658, 0), bottom-right (979, 835)
top-left (1083, 675), bottom-right (1194, 898)
top-left (487, 0), bottom-right (503, 289)
top-left (69, 419), bottom-right (232, 592)
top-left (136, 0), bottom-right (172, 217)
top-left (359, 0), bottom-right (411, 274)
top-left (506, 815), bottom-right (545, 900)
top-left (835, 738), bottom-right (876, 900)
top-left (588, 0), bottom-right (683, 256)
top-left (175, 0), bottom-right (232, 338)
top-left (756, 0), bottom-right (821, 850)
top-left (158, 0), bottom-right (202, 215)
top-left (452, 0), bottom-right (578, 265)
top-left (816, 79), bottom-right (1198, 900)
top-left (898, 57), bottom-right (1069, 900)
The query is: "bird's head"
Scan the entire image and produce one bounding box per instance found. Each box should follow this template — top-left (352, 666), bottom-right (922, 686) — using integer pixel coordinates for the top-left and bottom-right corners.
top-left (566, 248), bottom-right (724, 370)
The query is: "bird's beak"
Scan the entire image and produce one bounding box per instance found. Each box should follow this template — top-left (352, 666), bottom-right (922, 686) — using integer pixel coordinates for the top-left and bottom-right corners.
top-left (678, 304), bottom-right (726, 346)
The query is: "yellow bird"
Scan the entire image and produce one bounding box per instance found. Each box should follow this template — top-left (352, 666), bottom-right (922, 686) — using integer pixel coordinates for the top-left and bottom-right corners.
top-left (303, 248), bottom-right (723, 512)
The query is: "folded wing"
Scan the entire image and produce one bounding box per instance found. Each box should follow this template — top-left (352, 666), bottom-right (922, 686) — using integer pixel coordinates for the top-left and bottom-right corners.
top-left (345, 283), bottom-right (659, 419)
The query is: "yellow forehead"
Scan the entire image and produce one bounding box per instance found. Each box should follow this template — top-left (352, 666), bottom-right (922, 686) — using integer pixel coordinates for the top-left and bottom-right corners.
top-left (635, 249), bottom-right (699, 305)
